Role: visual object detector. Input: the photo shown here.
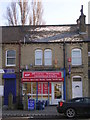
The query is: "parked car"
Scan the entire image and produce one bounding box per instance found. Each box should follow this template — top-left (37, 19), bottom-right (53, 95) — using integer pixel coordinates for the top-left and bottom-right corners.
top-left (57, 97), bottom-right (90, 118)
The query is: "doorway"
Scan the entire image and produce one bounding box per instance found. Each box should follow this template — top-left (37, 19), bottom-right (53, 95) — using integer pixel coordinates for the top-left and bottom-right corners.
top-left (72, 76), bottom-right (82, 98)
top-left (4, 79), bottom-right (16, 105)
top-left (52, 82), bottom-right (63, 105)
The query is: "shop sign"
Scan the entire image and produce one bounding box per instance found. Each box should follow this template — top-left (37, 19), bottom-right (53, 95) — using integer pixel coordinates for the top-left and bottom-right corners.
top-left (22, 78), bottom-right (64, 82)
top-left (22, 71), bottom-right (64, 82)
top-left (4, 69), bottom-right (15, 73)
top-left (23, 71), bottom-right (63, 78)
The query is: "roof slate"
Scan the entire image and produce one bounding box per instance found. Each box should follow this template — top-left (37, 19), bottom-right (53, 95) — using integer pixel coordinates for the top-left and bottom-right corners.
top-left (1, 25), bottom-right (87, 43)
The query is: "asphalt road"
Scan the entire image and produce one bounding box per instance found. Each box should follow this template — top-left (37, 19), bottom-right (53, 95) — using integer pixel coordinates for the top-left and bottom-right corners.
top-left (2, 115), bottom-right (90, 120)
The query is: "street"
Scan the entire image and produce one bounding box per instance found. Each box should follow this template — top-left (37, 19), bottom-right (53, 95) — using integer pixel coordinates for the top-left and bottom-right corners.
top-left (2, 105), bottom-right (90, 120)
top-left (2, 115), bottom-right (90, 120)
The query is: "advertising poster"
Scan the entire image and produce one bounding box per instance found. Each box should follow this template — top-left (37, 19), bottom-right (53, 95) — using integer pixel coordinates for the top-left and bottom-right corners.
top-left (28, 99), bottom-right (35, 110)
top-left (38, 83), bottom-right (41, 94)
top-left (43, 83), bottom-right (48, 94)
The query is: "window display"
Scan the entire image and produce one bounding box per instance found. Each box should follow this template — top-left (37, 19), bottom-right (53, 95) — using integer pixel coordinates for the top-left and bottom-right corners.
top-left (54, 83), bottom-right (62, 99)
top-left (22, 82), bottom-right (51, 96)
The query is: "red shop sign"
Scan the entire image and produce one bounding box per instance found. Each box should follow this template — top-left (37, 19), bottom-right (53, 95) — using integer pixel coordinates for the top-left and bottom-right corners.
top-left (23, 71), bottom-right (63, 78)
top-left (22, 71), bottom-right (64, 82)
top-left (22, 78), bottom-right (64, 82)
top-left (38, 83), bottom-right (42, 94)
top-left (43, 83), bottom-right (48, 94)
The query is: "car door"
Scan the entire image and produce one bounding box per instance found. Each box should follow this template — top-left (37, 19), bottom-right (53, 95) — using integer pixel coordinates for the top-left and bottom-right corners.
top-left (84, 98), bottom-right (90, 114)
top-left (74, 98), bottom-right (85, 114)
top-left (87, 98), bottom-right (90, 114)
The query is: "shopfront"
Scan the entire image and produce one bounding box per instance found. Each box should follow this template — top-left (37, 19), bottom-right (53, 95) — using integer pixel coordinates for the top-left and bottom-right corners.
top-left (3, 73), bottom-right (16, 105)
top-left (22, 71), bottom-right (64, 105)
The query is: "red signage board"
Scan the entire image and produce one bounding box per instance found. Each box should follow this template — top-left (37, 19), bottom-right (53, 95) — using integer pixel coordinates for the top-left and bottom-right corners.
top-left (43, 83), bottom-right (48, 94)
top-left (38, 83), bottom-right (42, 94)
top-left (22, 71), bottom-right (64, 82)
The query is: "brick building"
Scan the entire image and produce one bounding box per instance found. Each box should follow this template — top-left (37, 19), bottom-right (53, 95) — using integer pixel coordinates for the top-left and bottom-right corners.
top-left (1, 6), bottom-right (90, 107)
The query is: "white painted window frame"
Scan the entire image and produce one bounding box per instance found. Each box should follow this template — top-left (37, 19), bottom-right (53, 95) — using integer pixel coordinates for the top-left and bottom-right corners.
top-left (35, 49), bottom-right (43, 66)
top-left (6, 50), bottom-right (16, 66)
top-left (44, 49), bottom-right (52, 66)
top-left (71, 48), bottom-right (82, 66)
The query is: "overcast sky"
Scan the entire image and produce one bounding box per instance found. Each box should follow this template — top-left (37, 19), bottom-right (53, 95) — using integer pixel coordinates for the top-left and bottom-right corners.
top-left (0, 0), bottom-right (89, 26)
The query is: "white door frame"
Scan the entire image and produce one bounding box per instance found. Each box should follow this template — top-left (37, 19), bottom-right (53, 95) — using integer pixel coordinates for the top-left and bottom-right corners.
top-left (72, 76), bottom-right (83, 98)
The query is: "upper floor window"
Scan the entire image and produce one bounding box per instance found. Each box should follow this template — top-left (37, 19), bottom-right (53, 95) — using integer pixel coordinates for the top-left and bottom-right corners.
top-left (72, 49), bottom-right (82, 66)
top-left (6, 50), bottom-right (16, 66)
top-left (44, 49), bottom-right (52, 66)
top-left (35, 49), bottom-right (42, 65)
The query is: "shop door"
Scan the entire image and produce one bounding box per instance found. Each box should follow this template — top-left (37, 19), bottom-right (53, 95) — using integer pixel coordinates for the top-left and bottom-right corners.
top-left (72, 78), bottom-right (82, 98)
top-left (4, 79), bottom-right (16, 105)
top-left (52, 83), bottom-right (63, 105)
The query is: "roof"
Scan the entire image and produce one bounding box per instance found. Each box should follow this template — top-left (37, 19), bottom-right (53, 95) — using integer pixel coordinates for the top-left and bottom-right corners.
top-left (1, 25), bottom-right (88, 44)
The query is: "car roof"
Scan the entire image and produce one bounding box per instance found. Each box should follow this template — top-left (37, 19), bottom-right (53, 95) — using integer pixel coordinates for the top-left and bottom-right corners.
top-left (68, 97), bottom-right (90, 101)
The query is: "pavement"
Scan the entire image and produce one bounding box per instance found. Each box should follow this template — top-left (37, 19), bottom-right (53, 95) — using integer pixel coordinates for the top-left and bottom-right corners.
top-left (2, 106), bottom-right (61, 118)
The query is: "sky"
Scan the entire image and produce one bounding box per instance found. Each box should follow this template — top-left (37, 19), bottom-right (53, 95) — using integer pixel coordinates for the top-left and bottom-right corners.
top-left (0, 0), bottom-right (89, 26)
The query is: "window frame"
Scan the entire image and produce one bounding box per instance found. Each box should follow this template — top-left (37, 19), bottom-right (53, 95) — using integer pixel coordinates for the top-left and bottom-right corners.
top-left (71, 48), bottom-right (82, 66)
top-left (44, 49), bottom-right (52, 66)
top-left (6, 50), bottom-right (16, 66)
top-left (35, 49), bottom-right (43, 66)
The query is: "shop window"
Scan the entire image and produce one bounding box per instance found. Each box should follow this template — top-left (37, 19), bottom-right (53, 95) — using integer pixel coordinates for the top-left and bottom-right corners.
top-left (32, 82), bottom-right (36, 94)
top-left (71, 49), bottom-right (82, 66)
top-left (27, 83), bottom-right (31, 94)
top-left (38, 83), bottom-right (42, 94)
top-left (6, 50), bottom-right (16, 66)
top-left (22, 82), bottom-right (51, 98)
top-left (54, 83), bottom-right (62, 99)
top-left (35, 49), bottom-right (42, 65)
top-left (44, 49), bottom-right (52, 66)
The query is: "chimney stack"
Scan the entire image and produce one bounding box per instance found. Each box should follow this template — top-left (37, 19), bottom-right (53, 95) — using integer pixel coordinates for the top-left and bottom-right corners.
top-left (77, 5), bottom-right (86, 33)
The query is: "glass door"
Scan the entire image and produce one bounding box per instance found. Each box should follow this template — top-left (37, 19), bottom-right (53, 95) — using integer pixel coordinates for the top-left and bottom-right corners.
top-left (52, 82), bottom-right (63, 105)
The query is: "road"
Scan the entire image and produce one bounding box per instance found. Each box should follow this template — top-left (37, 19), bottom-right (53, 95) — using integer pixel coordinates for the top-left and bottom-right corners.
top-left (2, 115), bottom-right (90, 120)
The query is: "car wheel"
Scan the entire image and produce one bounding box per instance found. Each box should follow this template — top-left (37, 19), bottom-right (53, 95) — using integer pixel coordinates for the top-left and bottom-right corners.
top-left (66, 108), bottom-right (76, 118)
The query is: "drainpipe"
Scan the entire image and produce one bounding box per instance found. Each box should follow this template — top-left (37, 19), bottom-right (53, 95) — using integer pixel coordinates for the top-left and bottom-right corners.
top-left (63, 41), bottom-right (66, 100)
top-left (18, 40), bottom-right (22, 106)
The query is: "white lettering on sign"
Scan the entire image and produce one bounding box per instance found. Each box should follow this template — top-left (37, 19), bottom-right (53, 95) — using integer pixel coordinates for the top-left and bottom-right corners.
top-left (24, 74), bottom-right (30, 77)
